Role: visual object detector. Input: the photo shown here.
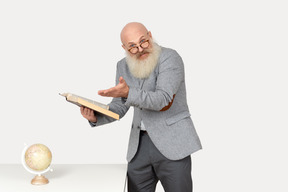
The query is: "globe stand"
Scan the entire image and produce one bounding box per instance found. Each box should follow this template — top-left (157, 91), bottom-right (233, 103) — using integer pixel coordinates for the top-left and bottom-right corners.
top-left (31, 175), bottom-right (49, 185)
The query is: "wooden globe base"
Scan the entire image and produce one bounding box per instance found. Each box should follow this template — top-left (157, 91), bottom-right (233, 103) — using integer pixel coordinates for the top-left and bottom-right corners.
top-left (31, 175), bottom-right (49, 185)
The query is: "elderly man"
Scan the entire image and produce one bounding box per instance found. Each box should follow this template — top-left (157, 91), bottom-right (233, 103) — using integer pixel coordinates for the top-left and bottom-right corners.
top-left (81, 22), bottom-right (202, 192)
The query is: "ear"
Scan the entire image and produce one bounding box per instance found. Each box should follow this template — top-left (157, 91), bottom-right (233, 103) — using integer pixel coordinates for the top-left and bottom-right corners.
top-left (148, 31), bottom-right (152, 38)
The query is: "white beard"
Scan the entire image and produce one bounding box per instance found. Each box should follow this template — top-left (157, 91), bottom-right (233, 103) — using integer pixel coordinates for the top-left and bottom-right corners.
top-left (125, 43), bottom-right (161, 79)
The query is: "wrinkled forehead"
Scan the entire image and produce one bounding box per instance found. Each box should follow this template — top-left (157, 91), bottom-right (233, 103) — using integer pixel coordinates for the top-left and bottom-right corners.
top-left (124, 31), bottom-right (148, 45)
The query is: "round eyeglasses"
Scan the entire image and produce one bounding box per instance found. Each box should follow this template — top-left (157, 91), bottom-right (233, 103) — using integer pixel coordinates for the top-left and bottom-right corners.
top-left (128, 39), bottom-right (150, 54)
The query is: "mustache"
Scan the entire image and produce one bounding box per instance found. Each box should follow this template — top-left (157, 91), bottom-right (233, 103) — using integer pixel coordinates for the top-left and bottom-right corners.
top-left (135, 49), bottom-right (151, 58)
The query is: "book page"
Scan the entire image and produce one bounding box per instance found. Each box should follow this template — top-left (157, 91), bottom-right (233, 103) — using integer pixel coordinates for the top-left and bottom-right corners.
top-left (60, 93), bottom-right (109, 110)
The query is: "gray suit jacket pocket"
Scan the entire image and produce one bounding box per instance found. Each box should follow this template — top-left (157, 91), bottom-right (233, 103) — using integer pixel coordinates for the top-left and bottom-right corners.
top-left (165, 111), bottom-right (191, 126)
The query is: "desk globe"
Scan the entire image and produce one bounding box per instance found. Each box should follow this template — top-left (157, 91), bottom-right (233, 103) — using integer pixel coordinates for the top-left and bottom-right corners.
top-left (22, 143), bottom-right (52, 185)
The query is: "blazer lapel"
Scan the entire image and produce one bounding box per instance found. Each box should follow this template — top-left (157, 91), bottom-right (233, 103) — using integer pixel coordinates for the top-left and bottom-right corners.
top-left (139, 79), bottom-right (145, 89)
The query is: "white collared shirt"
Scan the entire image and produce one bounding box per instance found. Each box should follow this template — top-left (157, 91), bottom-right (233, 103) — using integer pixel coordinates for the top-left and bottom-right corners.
top-left (140, 121), bottom-right (146, 131)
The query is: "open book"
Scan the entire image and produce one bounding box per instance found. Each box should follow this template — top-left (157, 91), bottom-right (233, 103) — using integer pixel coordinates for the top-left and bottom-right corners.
top-left (60, 93), bottom-right (119, 120)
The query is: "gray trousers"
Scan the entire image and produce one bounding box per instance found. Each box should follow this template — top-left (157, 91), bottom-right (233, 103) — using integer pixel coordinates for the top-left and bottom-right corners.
top-left (127, 131), bottom-right (192, 192)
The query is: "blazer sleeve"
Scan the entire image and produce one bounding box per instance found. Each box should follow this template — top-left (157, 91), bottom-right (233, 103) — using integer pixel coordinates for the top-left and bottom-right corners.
top-left (125, 49), bottom-right (184, 111)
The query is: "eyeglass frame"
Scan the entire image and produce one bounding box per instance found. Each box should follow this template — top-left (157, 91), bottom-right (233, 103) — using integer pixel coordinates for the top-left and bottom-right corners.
top-left (122, 32), bottom-right (150, 54)
top-left (127, 39), bottom-right (150, 54)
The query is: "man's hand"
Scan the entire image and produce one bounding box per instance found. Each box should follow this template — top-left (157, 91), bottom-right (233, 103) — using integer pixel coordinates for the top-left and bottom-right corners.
top-left (98, 76), bottom-right (129, 98)
top-left (80, 106), bottom-right (97, 123)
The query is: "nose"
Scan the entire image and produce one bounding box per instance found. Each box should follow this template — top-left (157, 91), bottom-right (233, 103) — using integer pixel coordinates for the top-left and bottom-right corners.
top-left (138, 46), bottom-right (144, 53)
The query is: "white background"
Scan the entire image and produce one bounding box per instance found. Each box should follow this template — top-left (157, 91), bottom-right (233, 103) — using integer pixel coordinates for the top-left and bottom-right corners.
top-left (0, 0), bottom-right (287, 191)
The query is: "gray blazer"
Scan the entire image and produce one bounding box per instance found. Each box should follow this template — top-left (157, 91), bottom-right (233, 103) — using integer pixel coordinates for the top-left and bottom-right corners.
top-left (90, 47), bottom-right (202, 162)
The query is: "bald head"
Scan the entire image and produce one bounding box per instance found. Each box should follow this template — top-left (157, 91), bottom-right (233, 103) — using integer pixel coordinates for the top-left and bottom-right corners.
top-left (121, 22), bottom-right (150, 45)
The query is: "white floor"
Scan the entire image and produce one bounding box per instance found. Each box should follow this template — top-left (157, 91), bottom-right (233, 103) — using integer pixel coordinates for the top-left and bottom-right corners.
top-left (156, 182), bottom-right (165, 192)
top-left (0, 164), bottom-right (167, 192)
top-left (0, 164), bottom-right (127, 192)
